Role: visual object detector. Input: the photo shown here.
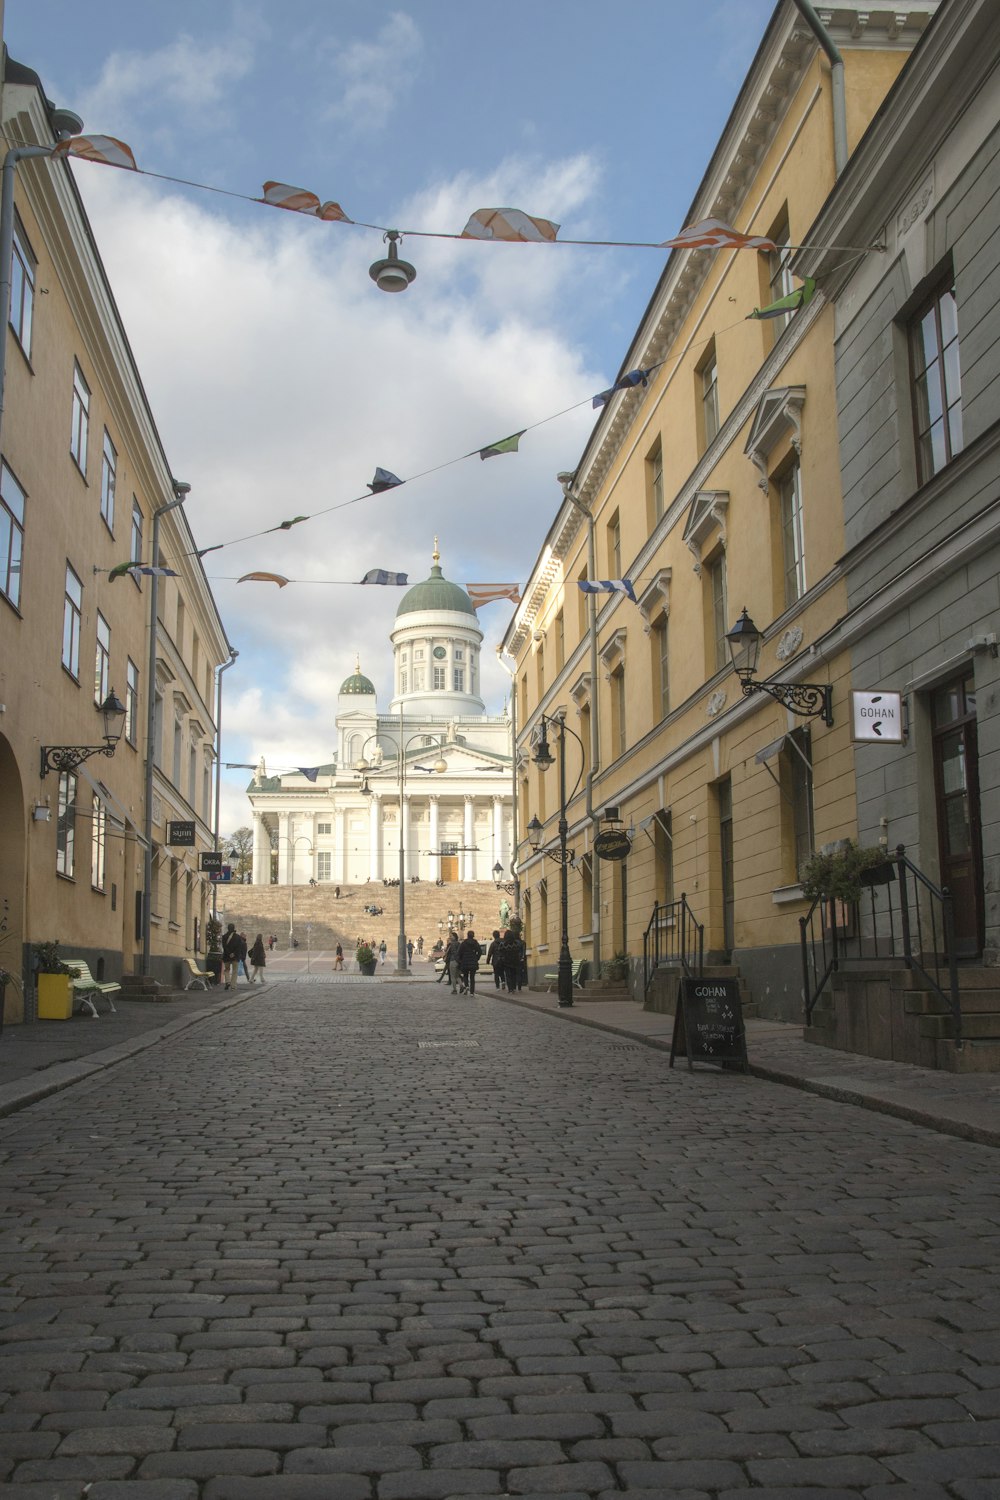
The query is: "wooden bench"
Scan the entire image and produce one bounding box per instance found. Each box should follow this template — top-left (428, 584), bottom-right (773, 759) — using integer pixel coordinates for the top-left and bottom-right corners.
top-left (544, 958), bottom-right (586, 992)
top-left (184, 957), bottom-right (214, 991)
top-left (63, 959), bottom-right (120, 1018)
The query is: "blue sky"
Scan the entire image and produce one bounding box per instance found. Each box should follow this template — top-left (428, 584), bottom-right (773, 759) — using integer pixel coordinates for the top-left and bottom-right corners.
top-left (6, 0), bottom-right (776, 833)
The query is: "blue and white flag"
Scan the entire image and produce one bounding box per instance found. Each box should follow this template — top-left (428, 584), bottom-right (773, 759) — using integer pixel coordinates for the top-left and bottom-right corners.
top-left (360, 568), bottom-right (408, 586)
top-left (578, 578), bottom-right (637, 603)
top-left (297, 767), bottom-right (320, 782)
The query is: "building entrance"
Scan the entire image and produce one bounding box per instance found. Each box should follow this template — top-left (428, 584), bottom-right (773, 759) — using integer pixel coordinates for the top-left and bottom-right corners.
top-left (931, 671), bottom-right (984, 957)
top-left (439, 856), bottom-right (458, 883)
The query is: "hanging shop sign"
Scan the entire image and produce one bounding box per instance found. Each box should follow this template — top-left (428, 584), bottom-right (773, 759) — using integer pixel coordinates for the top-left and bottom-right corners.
top-left (851, 691), bottom-right (904, 744)
top-left (594, 828), bottom-right (632, 861)
top-left (167, 820), bottom-right (195, 846)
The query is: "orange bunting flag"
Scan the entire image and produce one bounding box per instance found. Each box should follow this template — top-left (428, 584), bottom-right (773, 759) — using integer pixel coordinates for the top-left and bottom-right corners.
top-left (261, 181), bottom-right (351, 222)
top-left (52, 134), bottom-right (138, 171)
top-left (659, 218), bottom-right (777, 252)
top-left (237, 572), bottom-right (289, 588)
top-left (461, 208), bottom-right (560, 243)
top-left (466, 583), bottom-right (522, 609)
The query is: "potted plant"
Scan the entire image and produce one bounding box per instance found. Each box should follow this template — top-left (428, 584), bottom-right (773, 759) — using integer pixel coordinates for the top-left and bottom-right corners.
top-left (35, 940), bottom-right (74, 1020)
top-left (356, 943), bottom-right (377, 976)
top-left (800, 842), bottom-right (895, 905)
top-left (205, 916), bottom-right (224, 987)
top-left (605, 950), bottom-right (630, 982)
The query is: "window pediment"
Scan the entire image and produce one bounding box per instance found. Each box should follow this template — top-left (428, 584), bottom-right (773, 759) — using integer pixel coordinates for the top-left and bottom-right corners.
top-left (744, 385), bottom-right (805, 490)
top-left (569, 671), bottom-right (592, 710)
top-left (682, 491), bottom-right (729, 573)
top-left (637, 568), bottom-right (672, 634)
top-left (599, 628), bottom-right (627, 680)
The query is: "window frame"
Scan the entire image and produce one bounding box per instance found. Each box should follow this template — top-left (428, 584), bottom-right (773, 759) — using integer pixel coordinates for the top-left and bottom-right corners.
top-left (646, 438), bottom-right (664, 524)
top-left (699, 344), bottom-right (720, 448)
top-left (125, 658), bottom-right (139, 746)
top-left (94, 611), bottom-right (111, 706)
top-left (100, 429), bottom-right (117, 532)
top-left (653, 614), bottom-right (670, 719)
top-left (708, 552), bottom-right (728, 674)
top-left (70, 362), bottom-right (90, 475)
top-left (62, 564), bottom-right (83, 679)
top-left (0, 460), bottom-right (26, 610)
top-left (91, 793), bottom-right (107, 892)
top-left (779, 461), bottom-right (807, 608)
top-left (10, 214), bottom-right (35, 356)
top-left (909, 273), bottom-right (963, 484)
top-left (57, 771), bottom-right (77, 878)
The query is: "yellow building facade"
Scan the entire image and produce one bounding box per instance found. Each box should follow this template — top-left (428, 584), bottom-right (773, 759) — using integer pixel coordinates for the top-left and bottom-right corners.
top-left (503, 1), bottom-right (936, 1017)
top-left (0, 56), bottom-right (230, 1018)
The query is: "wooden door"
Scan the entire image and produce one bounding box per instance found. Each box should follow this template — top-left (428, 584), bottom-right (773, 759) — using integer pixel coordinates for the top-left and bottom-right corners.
top-left (440, 855), bottom-right (458, 883)
top-left (932, 672), bottom-right (984, 956)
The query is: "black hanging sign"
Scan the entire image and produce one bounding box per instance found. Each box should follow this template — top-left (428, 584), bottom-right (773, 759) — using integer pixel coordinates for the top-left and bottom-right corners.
top-left (594, 828), bottom-right (631, 861)
top-left (200, 851), bottom-right (223, 872)
top-left (669, 977), bottom-right (748, 1072)
top-left (167, 820), bottom-right (196, 846)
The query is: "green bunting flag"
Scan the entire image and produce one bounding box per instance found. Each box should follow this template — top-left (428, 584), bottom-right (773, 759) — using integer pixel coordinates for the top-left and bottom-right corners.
top-left (748, 277), bottom-right (816, 321)
top-left (479, 431), bottom-right (525, 461)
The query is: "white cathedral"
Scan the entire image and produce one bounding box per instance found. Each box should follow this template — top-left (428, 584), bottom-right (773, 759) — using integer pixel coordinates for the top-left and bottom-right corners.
top-left (246, 546), bottom-right (514, 887)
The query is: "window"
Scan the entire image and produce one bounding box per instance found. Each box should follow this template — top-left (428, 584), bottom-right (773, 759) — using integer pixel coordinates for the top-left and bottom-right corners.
top-left (607, 510), bottom-right (622, 577)
top-left (70, 363), bottom-right (90, 473)
top-left (910, 275), bottom-right (963, 483)
top-left (707, 552), bottom-right (728, 672)
top-left (10, 216), bottom-right (35, 355)
top-left (400, 669), bottom-right (408, 693)
top-left (413, 667), bottom-right (425, 691)
top-left (414, 648), bottom-right (425, 661)
top-left (653, 810), bottom-right (674, 907)
top-left (94, 612), bottom-right (110, 705)
top-left (130, 497), bottom-right (143, 575)
top-left (646, 439), bottom-right (664, 524)
top-left (0, 461), bottom-right (25, 609)
top-left (125, 659), bottom-right (139, 745)
top-left (765, 212), bottom-right (794, 333)
top-left (453, 667), bottom-right (464, 692)
top-left (317, 822), bottom-right (332, 835)
top-left (317, 852), bottom-right (332, 880)
top-left (62, 565), bottom-right (82, 677)
top-left (454, 647), bottom-right (464, 661)
top-left (175, 597), bottom-right (185, 655)
top-left (783, 729), bottom-right (814, 880)
top-left (100, 431), bottom-right (117, 530)
top-left (555, 610), bottom-right (565, 671)
top-left (580, 853), bottom-right (593, 938)
top-left (433, 665), bottom-right (446, 690)
top-left (57, 772), bottom-right (76, 877)
top-left (699, 344), bottom-right (720, 448)
top-left (611, 666), bottom-right (627, 758)
top-left (577, 566), bottom-right (589, 635)
top-left (779, 463), bottom-right (806, 607)
top-left (538, 877), bottom-right (549, 947)
top-left (91, 795), bottom-right (107, 891)
top-left (652, 615), bottom-right (670, 719)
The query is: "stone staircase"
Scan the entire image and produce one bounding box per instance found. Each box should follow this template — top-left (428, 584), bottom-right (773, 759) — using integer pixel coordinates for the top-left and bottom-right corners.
top-left (216, 880), bottom-right (507, 957)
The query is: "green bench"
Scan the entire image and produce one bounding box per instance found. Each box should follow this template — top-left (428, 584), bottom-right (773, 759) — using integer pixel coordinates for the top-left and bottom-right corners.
top-left (63, 959), bottom-right (120, 1019)
top-left (543, 958), bottom-right (586, 992)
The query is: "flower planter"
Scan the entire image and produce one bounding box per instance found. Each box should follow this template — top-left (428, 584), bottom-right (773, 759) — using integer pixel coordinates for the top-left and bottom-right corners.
top-left (37, 972), bottom-right (72, 1020)
top-left (359, 961), bottom-right (377, 976)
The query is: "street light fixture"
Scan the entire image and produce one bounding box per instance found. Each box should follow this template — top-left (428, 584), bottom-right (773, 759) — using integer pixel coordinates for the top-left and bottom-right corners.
top-left (272, 831), bottom-right (314, 944)
top-left (530, 711), bottom-right (585, 1008)
top-left (493, 860), bottom-right (518, 894)
top-left (39, 690), bottom-right (127, 777)
top-left (369, 230), bottom-right (417, 293)
top-left (726, 607), bottom-right (833, 726)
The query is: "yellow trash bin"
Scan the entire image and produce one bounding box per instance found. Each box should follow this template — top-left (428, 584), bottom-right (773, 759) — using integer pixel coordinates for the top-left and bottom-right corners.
top-left (37, 973), bottom-right (73, 1019)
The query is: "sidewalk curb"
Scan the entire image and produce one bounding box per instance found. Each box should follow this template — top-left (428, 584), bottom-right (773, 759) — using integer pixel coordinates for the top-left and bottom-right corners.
top-left (0, 991), bottom-right (253, 1120)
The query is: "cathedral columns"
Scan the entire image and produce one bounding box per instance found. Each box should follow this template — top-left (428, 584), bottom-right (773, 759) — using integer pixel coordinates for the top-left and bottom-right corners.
top-left (368, 794), bottom-right (382, 882)
top-left (428, 796), bottom-right (440, 882)
top-left (277, 813), bottom-right (290, 884)
top-left (462, 796), bottom-right (474, 881)
top-left (400, 794), bottom-right (410, 880)
top-left (252, 812), bottom-right (271, 885)
top-left (491, 796), bottom-right (504, 876)
top-left (334, 808), bottom-right (346, 884)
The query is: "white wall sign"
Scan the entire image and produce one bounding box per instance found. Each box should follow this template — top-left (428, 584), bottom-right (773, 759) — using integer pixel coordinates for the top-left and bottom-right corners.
top-left (851, 691), bottom-right (903, 743)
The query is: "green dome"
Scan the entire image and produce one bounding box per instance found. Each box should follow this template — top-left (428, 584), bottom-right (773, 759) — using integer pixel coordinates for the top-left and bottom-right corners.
top-left (339, 658), bottom-right (376, 695)
top-left (397, 562), bottom-right (476, 618)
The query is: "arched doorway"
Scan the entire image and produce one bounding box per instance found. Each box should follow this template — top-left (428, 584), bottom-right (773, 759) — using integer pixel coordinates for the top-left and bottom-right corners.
top-left (0, 735), bottom-right (27, 1023)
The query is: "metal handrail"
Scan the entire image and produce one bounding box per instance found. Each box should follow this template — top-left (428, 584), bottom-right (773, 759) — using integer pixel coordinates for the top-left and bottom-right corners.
top-left (799, 844), bottom-right (961, 1046)
top-left (643, 894), bottom-right (704, 995)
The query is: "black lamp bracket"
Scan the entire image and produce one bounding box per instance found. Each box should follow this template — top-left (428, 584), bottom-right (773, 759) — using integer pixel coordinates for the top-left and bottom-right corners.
top-left (739, 678), bottom-right (833, 727)
top-left (40, 742), bottom-right (117, 779)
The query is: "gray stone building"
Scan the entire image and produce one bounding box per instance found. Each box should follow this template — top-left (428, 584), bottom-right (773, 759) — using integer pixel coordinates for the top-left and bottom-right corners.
top-left (799, 0), bottom-right (1000, 963)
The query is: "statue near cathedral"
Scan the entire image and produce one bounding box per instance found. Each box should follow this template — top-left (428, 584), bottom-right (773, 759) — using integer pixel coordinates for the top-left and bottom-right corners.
top-left (499, 896), bottom-right (511, 928)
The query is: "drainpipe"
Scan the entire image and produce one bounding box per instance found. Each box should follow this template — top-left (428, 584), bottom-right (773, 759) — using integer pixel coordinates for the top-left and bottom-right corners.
top-left (791, 0), bottom-right (848, 175)
top-left (212, 649), bottom-right (239, 918)
top-left (558, 474), bottom-right (602, 977)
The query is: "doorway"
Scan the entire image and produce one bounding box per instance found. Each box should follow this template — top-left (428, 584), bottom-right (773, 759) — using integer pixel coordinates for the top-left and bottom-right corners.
top-left (931, 671), bottom-right (984, 956)
top-left (439, 855), bottom-right (458, 883)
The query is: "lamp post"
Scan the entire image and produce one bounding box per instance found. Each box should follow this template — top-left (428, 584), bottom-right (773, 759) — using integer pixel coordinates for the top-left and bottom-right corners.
top-left (212, 650), bottom-right (239, 920)
top-left (356, 717), bottom-right (446, 973)
top-left (141, 480), bottom-right (190, 977)
top-left (274, 831), bottom-right (314, 945)
top-left (528, 711), bottom-right (584, 1008)
top-left (725, 607), bottom-right (833, 726)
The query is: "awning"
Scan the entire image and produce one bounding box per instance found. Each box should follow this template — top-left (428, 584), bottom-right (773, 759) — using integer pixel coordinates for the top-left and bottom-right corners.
top-left (76, 764), bottom-right (149, 848)
top-left (755, 732), bottom-right (812, 771)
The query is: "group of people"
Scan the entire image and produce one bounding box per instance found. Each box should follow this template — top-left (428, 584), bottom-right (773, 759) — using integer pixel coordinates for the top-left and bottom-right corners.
top-left (221, 924), bottom-right (268, 986)
top-left (434, 926), bottom-right (525, 996)
top-left (486, 928), bottom-right (526, 992)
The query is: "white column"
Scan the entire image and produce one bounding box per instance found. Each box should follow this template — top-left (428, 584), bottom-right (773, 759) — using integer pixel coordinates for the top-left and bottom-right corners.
top-left (429, 796), bottom-right (440, 882)
top-left (400, 795), bottom-right (410, 880)
top-left (463, 796), bottom-right (474, 881)
top-left (277, 813), bottom-right (290, 884)
top-left (334, 807), bottom-right (346, 884)
top-left (368, 794), bottom-right (381, 881)
top-left (491, 796), bottom-right (503, 873)
top-left (252, 812), bottom-right (270, 885)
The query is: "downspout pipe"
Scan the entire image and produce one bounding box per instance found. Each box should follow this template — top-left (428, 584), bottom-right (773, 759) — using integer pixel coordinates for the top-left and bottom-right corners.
top-left (212, 649), bottom-right (239, 919)
top-left (791, 0), bottom-right (848, 175)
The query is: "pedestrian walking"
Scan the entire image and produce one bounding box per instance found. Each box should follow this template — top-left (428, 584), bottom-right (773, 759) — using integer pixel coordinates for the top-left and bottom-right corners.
top-left (417, 935), bottom-right (424, 954)
top-left (221, 924), bottom-right (242, 990)
top-left (486, 929), bottom-right (504, 989)
top-left (406, 938), bottom-right (414, 964)
top-left (378, 939), bottom-right (387, 966)
top-left (457, 930), bottom-right (480, 995)
top-left (501, 929), bottom-right (522, 993)
top-left (438, 930), bottom-right (459, 988)
top-left (238, 933), bottom-right (250, 982)
top-left (333, 943), bottom-right (344, 971)
top-left (248, 934), bottom-right (267, 984)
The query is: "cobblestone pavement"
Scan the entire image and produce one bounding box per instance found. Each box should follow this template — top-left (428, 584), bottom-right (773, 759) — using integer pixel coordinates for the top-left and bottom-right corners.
top-left (2, 980), bottom-right (999, 1499)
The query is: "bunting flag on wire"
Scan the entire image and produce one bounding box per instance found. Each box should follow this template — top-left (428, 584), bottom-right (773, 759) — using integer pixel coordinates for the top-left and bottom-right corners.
top-left (466, 583), bottom-right (522, 609)
top-left (297, 767), bottom-right (320, 782)
top-left (260, 181), bottom-right (352, 222)
top-left (461, 208), bottom-right (561, 242)
top-left (237, 572), bottom-right (289, 587)
top-left (659, 218), bottom-right (777, 252)
top-left (267, 515), bottom-right (308, 533)
top-left (478, 431), bottom-right (524, 460)
top-left (52, 134), bottom-right (138, 170)
top-left (360, 569), bottom-right (408, 585)
top-left (748, 276), bottom-right (816, 320)
top-left (592, 368), bottom-right (653, 409)
top-left (579, 578), bottom-right (637, 604)
top-left (109, 561), bottom-right (178, 580)
top-left (367, 468), bottom-right (403, 494)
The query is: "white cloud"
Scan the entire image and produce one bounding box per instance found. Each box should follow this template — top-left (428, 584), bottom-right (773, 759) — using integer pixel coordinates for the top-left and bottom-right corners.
top-left (320, 11), bottom-right (423, 132)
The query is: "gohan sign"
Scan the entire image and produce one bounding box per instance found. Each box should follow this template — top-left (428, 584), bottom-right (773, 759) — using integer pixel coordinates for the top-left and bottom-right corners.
top-left (851, 690), bottom-right (903, 744)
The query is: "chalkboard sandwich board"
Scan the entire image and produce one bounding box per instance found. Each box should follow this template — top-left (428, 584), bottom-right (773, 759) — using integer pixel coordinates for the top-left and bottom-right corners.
top-left (669, 977), bottom-right (748, 1072)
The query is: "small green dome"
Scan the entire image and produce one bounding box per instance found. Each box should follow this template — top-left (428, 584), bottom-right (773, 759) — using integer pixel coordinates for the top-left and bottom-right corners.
top-left (340, 656), bottom-right (375, 695)
top-left (397, 556), bottom-right (476, 618)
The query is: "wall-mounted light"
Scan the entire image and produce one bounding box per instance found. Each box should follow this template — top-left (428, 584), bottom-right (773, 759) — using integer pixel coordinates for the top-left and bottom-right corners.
top-left (726, 608), bottom-right (833, 726)
top-left (32, 802), bottom-right (52, 822)
top-left (40, 690), bottom-right (127, 777)
top-left (369, 230), bottom-right (416, 293)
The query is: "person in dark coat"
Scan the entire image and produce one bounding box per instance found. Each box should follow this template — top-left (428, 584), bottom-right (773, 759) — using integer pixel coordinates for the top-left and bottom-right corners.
top-left (456, 930), bottom-right (481, 995)
top-left (438, 931), bottom-right (459, 987)
top-left (501, 930), bottom-right (523, 992)
top-left (486, 930), bottom-right (505, 989)
top-left (248, 934), bottom-right (267, 984)
top-left (222, 924), bottom-right (242, 989)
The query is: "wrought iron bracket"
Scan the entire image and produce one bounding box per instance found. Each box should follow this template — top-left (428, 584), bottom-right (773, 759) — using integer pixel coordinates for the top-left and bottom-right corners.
top-left (740, 678), bottom-right (833, 727)
top-left (40, 743), bottom-right (117, 779)
top-left (541, 845), bottom-right (576, 866)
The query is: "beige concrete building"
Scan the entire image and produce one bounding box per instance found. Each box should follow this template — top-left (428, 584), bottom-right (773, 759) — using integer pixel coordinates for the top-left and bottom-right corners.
top-left (503, 0), bottom-right (937, 1014)
top-left (0, 53), bottom-right (230, 1018)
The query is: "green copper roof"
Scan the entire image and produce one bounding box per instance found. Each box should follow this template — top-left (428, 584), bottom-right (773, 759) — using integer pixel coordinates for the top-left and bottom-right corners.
top-left (340, 665), bottom-right (376, 695)
top-left (396, 562), bottom-right (476, 618)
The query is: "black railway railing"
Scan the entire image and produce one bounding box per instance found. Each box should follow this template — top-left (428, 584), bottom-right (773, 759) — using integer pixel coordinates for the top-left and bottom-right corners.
top-left (643, 894), bottom-right (704, 997)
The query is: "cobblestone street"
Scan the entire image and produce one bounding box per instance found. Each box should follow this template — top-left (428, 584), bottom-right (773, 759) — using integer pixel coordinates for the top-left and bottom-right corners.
top-left (2, 981), bottom-right (999, 1499)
